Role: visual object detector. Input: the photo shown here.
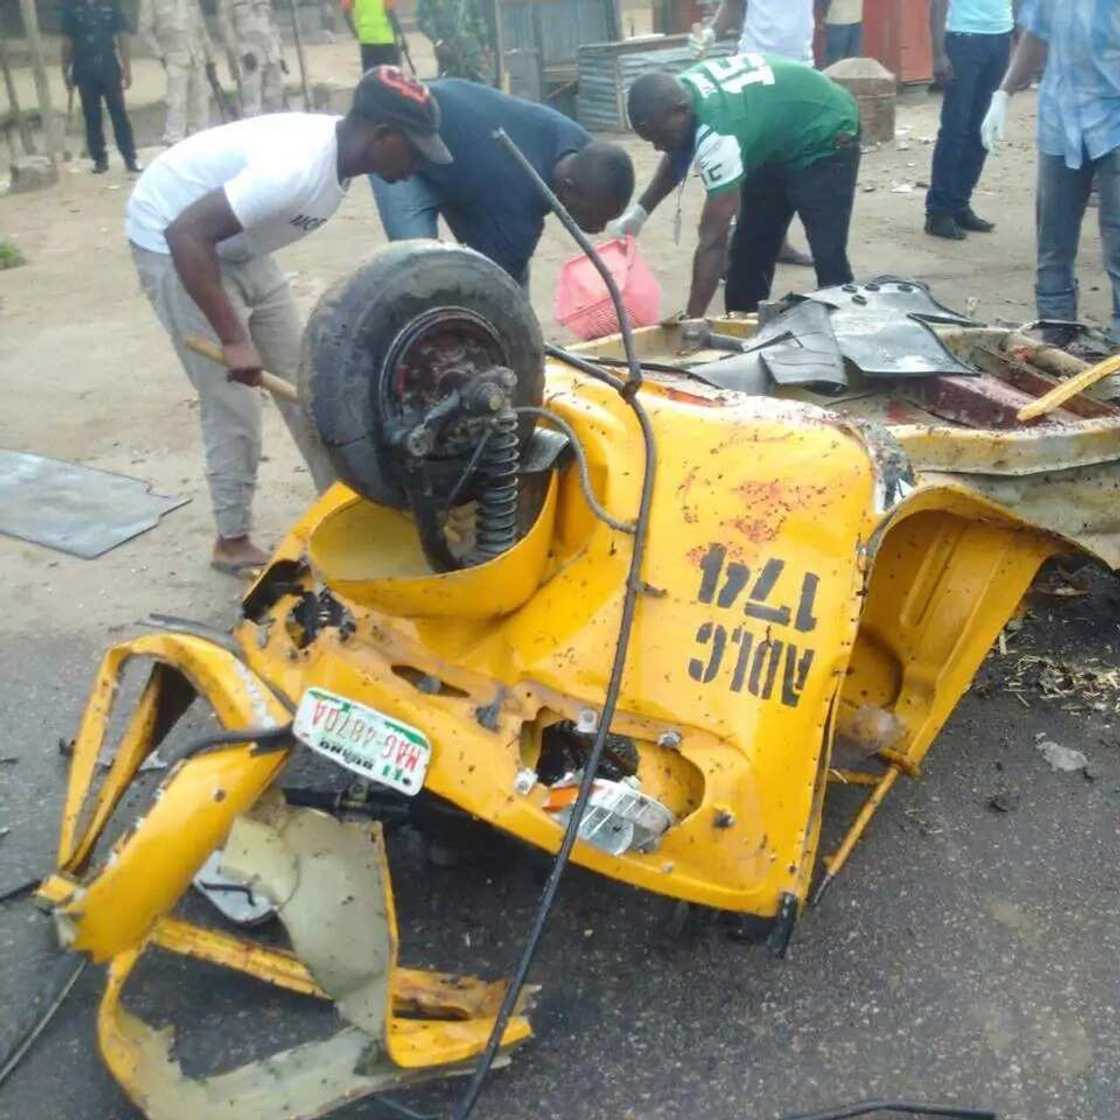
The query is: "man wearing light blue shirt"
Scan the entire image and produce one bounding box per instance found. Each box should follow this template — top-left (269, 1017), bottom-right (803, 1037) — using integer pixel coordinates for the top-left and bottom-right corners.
top-left (981, 0), bottom-right (1120, 345)
top-left (924, 0), bottom-right (1013, 240)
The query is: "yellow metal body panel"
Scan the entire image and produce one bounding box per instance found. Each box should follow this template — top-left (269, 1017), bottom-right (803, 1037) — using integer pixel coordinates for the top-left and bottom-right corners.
top-left (50, 633), bottom-right (291, 961)
top-left (236, 367), bottom-right (886, 916)
top-left (42, 338), bottom-right (1079, 1118)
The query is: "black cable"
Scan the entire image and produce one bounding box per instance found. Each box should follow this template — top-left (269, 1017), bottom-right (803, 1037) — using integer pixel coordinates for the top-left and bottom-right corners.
top-left (567, 350), bottom-right (722, 386)
top-left (451, 360), bottom-right (656, 1120)
top-left (450, 137), bottom-right (659, 1120)
top-left (443, 427), bottom-right (492, 511)
top-left (779, 1102), bottom-right (995, 1120)
top-left (515, 406), bottom-right (634, 533)
top-left (545, 343), bottom-right (632, 389)
top-left (493, 128), bottom-right (643, 397)
top-left (177, 722), bottom-right (293, 762)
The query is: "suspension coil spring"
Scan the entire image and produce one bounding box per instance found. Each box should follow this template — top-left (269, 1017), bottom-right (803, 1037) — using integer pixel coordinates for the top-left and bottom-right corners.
top-left (471, 406), bottom-right (520, 561)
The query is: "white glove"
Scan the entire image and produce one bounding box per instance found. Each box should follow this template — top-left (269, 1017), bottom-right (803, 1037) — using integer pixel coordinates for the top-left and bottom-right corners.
top-left (689, 24), bottom-right (716, 59)
top-left (607, 202), bottom-right (648, 239)
top-left (980, 89), bottom-right (1010, 153)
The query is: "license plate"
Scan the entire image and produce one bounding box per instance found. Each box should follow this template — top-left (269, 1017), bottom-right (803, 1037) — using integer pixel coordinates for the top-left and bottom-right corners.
top-left (293, 687), bottom-right (431, 795)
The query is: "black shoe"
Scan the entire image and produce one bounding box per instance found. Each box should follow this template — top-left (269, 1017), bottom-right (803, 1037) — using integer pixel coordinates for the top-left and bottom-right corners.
top-left (957, 207), bottom-right (995, 232)
top-left (125, 158), bottom-right (142, 174)
top-left (91, 158), bottom-right (109, 174)
top-left (925, 212), bottom-right (966, 240)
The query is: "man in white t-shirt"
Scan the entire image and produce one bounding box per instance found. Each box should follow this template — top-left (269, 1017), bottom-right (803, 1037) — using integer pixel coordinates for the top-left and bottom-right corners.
top-left (127, 66), bottom-right (451, 575)
top-left (684, 0), bottom-right (816, 267)
top-left (691, 0), bottom-right (815, 66)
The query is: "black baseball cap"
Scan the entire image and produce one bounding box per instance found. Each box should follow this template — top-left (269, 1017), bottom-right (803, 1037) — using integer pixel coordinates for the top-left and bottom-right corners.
top-left (352, 66), bottom-right (453, 165)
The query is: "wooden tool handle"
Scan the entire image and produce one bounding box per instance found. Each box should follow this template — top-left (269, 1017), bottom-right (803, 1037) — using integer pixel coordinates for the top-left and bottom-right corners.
top-left (1017, 352), bottom-right (1120, 422)
top-left (183, 334), bottom-right (300, 404)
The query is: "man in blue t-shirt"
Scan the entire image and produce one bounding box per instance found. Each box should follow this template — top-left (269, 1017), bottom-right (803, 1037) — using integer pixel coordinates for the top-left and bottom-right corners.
top-left (370, 79), bottom-right (634, 285)
top-left (924, 0), bottom-right (1013, 239)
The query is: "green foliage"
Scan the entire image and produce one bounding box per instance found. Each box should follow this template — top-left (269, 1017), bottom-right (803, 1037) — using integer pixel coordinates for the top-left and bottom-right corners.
top-left (0, 238), bottom-right (27, 270)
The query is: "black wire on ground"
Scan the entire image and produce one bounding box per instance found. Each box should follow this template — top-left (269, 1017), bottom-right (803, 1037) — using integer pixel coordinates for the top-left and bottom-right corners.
top-left (0, 957), bottom-right (88, 1090)
top-left (778, 1102), bottom-right (996, 1120)
top-left (449, 136), bottom-right (659, 1120)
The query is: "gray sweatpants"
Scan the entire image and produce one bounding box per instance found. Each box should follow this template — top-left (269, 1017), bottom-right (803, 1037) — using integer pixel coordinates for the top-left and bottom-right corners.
top-left (131, 243), bottom-right (334, 538)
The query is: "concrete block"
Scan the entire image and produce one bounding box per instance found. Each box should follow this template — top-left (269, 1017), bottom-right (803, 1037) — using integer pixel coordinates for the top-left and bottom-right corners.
top-left (8, 154), bottom-right (58, 193)
top-left (824, 56), bottom-right (896, 145)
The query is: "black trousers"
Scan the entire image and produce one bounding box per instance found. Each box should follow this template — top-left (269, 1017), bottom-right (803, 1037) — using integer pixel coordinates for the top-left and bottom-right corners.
top-left (725, 142), bottom-right (861, 313)
top-left (76, 62), bottom-right (136, 164)
top-left (360, 42), bottom-right (401, 71)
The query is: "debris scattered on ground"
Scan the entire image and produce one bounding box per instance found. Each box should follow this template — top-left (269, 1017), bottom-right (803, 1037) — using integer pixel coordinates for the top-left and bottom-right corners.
top-left (1034, 733), bottom-right (1089, 773)
top-left (987, 791), bottom-right (1020, 813)
top-left (0, 756), bottom-right (17, 765)
top-left (1007, 655), bottom-right (1120, 711)
top-left (890, 181), bottom-right (915, 193)
top-left (0, 237), bottom-right (26, 270)
top-left (57, 737), bottom-right (73, 758)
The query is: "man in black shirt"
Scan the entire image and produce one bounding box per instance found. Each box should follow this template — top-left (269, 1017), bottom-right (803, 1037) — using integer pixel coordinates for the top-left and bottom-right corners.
top-left (61, 0), bottom-right (141, 173)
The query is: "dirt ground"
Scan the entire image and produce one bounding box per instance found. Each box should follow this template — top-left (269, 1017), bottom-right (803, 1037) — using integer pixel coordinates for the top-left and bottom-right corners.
top-left (1, 57), bottom-right (1116, 640)
top-left (1, 46), bottom-right (1119, 1120)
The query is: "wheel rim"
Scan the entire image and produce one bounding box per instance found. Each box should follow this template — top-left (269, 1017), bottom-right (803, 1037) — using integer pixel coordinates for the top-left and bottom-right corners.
top-left (379, 307), bottom-right (510, 462)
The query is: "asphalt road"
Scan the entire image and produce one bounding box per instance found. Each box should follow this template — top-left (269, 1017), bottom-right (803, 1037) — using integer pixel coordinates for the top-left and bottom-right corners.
top-left (1, 580), bottom-right (1119, 1120)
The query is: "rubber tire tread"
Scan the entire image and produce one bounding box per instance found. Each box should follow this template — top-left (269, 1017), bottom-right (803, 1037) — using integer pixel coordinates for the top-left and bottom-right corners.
top-left (299, 240), bottom-right (545, 507)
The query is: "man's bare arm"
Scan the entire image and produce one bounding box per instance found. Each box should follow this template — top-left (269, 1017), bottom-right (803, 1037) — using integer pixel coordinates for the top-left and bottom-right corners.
top-left (164, 190), bottom-right (262, 379)
top-left (61, 35), bottom-right (74, 88)
top-left (999, 30), bottom-right (1047, 93)
top-left (686, 190), bottom-right (739, 319)
top-left (929, 0), bottom-right (951, 83)
top-left (117, 33), bottom-right (132, 88)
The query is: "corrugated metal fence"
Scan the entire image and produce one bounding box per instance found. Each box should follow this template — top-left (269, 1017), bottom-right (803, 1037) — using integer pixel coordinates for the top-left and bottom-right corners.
top-left (576, 36), bottom-right (734, 131)
top-left (500, 0), bottom-right (614, 69)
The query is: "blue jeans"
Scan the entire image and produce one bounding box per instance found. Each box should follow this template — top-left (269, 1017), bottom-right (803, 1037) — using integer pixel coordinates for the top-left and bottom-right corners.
top-left (824, 22), bottom-right (862, 67)
top-left (369, 173), bottom-right (531, 289)
top-left (370, 173), bottom-right (442, 240)
top-left (1036, 147), bottom-right (1120, 343)
top-left (925, 31), bottom-right (1010, 217)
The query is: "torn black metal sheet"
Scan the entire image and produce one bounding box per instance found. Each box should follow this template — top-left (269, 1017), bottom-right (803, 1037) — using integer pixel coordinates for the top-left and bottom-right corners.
top-left (795, 278), bottom-right (980, 378)
top-left (693, 300), bottom-right (848, 393)
top-left (0, 451), bottom-right (190, 559)
top-left (746, 300), bottom-right (849, 389)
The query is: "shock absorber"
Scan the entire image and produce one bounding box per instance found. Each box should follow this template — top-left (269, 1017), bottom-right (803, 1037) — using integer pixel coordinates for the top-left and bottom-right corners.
top-left (471, 404), bottom-right (520, 562)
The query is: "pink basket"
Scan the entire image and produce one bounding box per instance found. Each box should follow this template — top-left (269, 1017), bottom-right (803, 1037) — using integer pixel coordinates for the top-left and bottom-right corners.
top-left (554, 236), bottom-right (663, 341)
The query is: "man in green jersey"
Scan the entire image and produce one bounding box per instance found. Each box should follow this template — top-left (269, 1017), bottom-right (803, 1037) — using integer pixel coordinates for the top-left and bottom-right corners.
top-left (619, 56), bottom-right (861, 317)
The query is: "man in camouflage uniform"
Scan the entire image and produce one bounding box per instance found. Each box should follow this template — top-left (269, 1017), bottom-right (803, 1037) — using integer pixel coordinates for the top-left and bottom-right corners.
top-left (219, 0), bottom-right (286, 115)
top-left (416, 0), bottom-right (491, 82)
top-left (138, 0), bottom-right (213, 145)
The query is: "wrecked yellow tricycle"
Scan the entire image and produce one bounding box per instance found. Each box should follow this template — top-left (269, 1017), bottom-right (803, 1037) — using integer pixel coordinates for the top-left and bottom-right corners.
top-left (34, 242), bottom-right (1120, 1119)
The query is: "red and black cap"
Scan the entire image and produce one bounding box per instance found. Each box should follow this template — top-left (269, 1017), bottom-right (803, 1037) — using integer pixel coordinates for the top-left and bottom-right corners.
top-left (351, 66), bottom-right (452, 165)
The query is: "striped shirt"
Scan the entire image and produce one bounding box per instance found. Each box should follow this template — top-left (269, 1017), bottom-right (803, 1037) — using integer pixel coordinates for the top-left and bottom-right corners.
top-left (1018, 0), bottom-right (1120, 169)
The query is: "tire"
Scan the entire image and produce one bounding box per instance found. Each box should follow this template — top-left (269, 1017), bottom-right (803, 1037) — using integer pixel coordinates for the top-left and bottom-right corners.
top-left (299, 240), bottom-right (545, 507)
